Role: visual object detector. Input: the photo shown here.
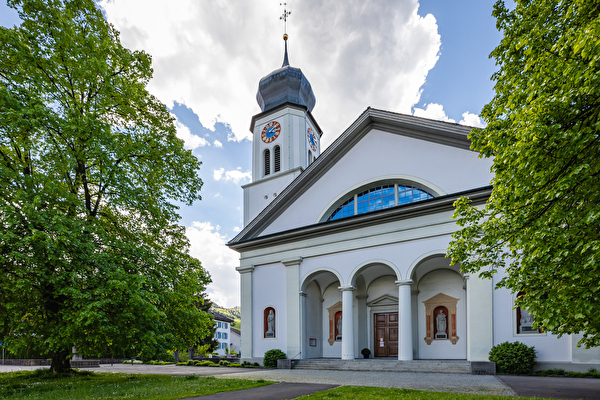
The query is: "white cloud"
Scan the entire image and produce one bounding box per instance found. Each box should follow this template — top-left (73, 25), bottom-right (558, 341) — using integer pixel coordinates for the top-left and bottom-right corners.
top-left (213, 140), bottom-right (223, 148)
top-left (213, 168), bottom-right (251, 184)
top-left (232, 226), bottom-right (241, 233)
top-left (186, 221), bottom-right (239, 308)
top-left (98, 0), bottom-right (441, 147)
top-left (175, 119), bottom-right (209, 149)
top-left (459, 111), bottom-right (486, 128)
top-left (413, 103), bottom-right (456, 123)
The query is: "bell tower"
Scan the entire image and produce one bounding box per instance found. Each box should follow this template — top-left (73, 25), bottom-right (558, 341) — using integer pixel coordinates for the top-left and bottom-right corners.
top-left (242, 5), bottom-right (322, 226)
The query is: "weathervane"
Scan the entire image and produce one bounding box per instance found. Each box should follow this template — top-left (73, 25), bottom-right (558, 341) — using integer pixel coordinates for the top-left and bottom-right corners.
top-left (280, 3), bottom-right (291, 66)
top-left (280, 3), bottom-right (291, 39)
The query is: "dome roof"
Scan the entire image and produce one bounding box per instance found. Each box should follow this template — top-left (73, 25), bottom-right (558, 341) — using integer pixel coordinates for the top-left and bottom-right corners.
top-left (256, 40), bottom-right (316, 113)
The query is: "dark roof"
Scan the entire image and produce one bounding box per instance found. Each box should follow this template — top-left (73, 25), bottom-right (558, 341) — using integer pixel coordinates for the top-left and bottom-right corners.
top-left (210, 311), bottom-right (234, 323)
top-left (230, 327), bottom-right (241, 336)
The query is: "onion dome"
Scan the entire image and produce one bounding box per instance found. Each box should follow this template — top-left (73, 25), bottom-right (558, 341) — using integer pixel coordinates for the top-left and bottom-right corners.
top-left (256, 34), bottom-right (316, 113)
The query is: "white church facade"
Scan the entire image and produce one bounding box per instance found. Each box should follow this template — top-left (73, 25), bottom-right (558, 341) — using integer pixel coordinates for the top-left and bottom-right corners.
top-left (228, 36), bottom-right (600, 371)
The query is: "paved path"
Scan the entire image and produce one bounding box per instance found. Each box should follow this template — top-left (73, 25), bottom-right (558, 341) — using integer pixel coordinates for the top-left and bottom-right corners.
top-left (498, 375), bottom-right (600, 400)
top-left (184, 382), bottom-right (338, 400)
top-left (215, 369), bottom-right (515, 396)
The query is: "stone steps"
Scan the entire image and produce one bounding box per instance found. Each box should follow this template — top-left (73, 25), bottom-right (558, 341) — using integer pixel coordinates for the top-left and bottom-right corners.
top-left (292, 359), bottom-right (473, 374)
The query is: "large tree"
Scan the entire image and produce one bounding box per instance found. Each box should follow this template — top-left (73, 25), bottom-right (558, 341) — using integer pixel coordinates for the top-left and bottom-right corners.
top-left (0, 0), bottom-right (212, 372)
top-left (448, 0), bottom-right (600, 347)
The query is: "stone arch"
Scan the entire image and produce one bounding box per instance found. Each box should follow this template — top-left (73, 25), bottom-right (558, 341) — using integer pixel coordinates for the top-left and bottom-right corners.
top-left (300, 267), bottom-right (344, 293)
top-left (406, 249), bottom-right (455, 282)
top-left (348, 259), bottom-right (401, 287)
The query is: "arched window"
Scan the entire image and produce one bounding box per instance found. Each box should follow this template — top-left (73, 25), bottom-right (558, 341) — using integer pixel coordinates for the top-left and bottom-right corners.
top-left (264, 149), bottom-right (270, 176)
top-left (274, 146), bottom-right (281, 172)
top-left (515, 292), bottom-right (542, 334)
top-left (328, 184), bottom-right (434, 221)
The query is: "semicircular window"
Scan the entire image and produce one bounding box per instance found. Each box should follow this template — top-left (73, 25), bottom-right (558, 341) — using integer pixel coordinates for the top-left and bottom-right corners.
top-left (328, 184), bottom-right (434, 221)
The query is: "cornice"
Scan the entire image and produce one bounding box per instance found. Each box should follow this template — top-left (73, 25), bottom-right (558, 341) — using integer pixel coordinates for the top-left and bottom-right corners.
top-left (228, 185), bottom-right (492, 252)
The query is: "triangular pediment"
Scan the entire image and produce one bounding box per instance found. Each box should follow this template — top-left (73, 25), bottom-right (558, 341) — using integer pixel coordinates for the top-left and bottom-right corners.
top-left (367, 294), bottom-right (399, 308)
top-left (228, 108), bottom-right (487, 249)
top-left (423, 292), bottom-right (459, 304)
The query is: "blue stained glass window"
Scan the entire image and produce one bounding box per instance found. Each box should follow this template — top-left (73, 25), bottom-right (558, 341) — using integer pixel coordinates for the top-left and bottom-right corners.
top-left (327, 184), bottom-right (434, 221)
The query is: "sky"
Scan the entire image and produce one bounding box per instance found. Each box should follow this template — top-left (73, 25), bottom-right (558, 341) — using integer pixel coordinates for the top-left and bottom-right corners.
top-left (0, 0), bottom-right (509, 308)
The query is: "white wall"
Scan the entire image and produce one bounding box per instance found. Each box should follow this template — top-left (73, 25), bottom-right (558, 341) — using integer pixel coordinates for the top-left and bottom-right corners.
top-left (305, 281), bottom-right (323, 358)
top-left (252, 263), bottom-right (287, 358)
top-left (417, 269), bottom-right (467, 359)
top-left (262, 129), bottom-right (494, 235)
top-left (492, 274), bottom-right (571, 362)
top-left (322, 283), bottom-right (343, 358)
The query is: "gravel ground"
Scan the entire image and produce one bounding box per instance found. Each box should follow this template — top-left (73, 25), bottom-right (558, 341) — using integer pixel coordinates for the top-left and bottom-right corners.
top-left (215, 369), bottom-right (517, 396)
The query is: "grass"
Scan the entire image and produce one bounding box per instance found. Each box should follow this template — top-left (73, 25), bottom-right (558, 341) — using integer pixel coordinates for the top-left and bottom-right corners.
top-left (0, 369), bottom-right (271, 400)
top-left (295, 386), bottom-right (544, 400)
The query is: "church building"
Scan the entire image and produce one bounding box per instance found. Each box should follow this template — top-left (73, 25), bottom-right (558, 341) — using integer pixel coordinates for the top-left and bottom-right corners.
top-left (227, 34), bottom-right (600, 371)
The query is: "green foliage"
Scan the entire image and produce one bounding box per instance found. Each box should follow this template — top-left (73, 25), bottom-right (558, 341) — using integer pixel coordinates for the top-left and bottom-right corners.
top-left (263, 349), bottom-right (286, 368)
top-left (228, 362), bottom-right (241, 367)
top-left (0, 0), bottom-right (211, 372)
top-left (0, 371), bottom-right (273, 399)
top-left (196, 360), bottom-right (214, 366)
top-left (489, 341), bottom-right (536, 374)
top-left (218, 360), bottom-right (230, 366)
top-left (447, 0), bottom-right (600, 347)
top-left (361, 348), bottom-right (371, 357)
top-left (532, 368), bottom-right (600, 378)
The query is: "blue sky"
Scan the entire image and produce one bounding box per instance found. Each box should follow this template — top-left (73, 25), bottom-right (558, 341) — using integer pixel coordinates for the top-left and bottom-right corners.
top-left (1, 1), bottom-right (509, 307)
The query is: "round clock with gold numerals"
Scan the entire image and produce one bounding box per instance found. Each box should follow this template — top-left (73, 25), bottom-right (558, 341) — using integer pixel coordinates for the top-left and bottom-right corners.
top-left (307, 127), bottom-right (318, 152)
top-left (261, 121), bottom-right (281, 143)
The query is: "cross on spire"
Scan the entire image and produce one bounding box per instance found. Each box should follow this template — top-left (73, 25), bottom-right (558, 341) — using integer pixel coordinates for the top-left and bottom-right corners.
top-left (280, 3), bottom-right (291, 35)
top-left (280, 3), bottom-right (291, 67)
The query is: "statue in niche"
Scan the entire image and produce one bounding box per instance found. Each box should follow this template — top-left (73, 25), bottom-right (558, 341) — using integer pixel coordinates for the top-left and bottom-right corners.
top-left (336, 315), bottom-right (342, 340)
top-left (435, 309), bottom-right (447, 339)
top-left (265, 309), bottom-right (275, 338)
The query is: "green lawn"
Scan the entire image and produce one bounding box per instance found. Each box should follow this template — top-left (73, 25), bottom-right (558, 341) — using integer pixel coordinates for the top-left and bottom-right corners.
top-left (296, 386), bottom-right (543, 399)
top-left (0, 369), bottom-right (271, 400)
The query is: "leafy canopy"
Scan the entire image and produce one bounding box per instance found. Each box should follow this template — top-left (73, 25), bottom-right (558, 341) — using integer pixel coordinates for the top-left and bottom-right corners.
top-left (448, 0), bottom-right (600, 347)
top-left (0, 0), bottom-right (211, 371)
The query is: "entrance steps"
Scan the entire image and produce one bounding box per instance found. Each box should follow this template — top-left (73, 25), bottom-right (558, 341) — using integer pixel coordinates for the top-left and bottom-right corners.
top-left (292, 359), bottom-right (474, 374)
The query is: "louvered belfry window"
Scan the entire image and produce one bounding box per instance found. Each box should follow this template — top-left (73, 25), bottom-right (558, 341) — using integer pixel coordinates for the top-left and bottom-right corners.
top-left (274, 146), bottom-right (281, 172)
top-left (264, 149), bottom-right (270, 176)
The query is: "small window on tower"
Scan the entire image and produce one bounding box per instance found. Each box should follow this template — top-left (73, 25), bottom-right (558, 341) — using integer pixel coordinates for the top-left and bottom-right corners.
top-left (274, 146), bottom-right (281, 172)
top-left (264, 149), bottom-right (270, 176)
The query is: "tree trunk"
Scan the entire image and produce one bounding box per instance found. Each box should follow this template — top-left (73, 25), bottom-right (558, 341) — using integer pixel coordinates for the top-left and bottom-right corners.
top-left (50, 350), bottom-right (72, 373)
top-left (188, 346), bottom-right (195, 360)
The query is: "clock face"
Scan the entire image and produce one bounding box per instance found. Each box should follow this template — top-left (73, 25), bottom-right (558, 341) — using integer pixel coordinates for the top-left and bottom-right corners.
top-left (261, 121), bottom-right (281, 143)
top-left (307, 127), bottom-right (317, 152)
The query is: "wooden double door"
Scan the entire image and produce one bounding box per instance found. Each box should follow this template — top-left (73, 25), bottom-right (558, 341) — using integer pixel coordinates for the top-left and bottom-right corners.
top-left (374, 312), bottom-right (398, 357)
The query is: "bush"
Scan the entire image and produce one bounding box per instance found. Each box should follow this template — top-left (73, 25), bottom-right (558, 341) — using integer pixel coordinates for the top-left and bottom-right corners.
top-left (228, 363), bottom-right (241, 367)
top-left (252, 362), bottom-right (260, 367)
top-left (263, 349), bottom-right (286, 368)
top-left (489, 341), bottom-right (536, 374)
top-left (218, 360), bottom-right (230, 366)
top-left (196, 361), bottom-right (214, 366)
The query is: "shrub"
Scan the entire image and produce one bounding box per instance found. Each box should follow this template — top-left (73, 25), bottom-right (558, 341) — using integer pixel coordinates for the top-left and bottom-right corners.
top-left (263, 349), bottom-right (286, 368)
top-left (186, 360), bottom-right (195, 366)
top-left (196, 361), bottom-right (214, 366)
top-left (228, 363), bottom-right (241, 367)
top-left (361, 348), bottom-right (371, 357)
top-left (252, 362), bottom-right (260, 367)
top-left (489, 341), bottom-right (536, 374)
top-left (218, 360), bottom-right (230, 366)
